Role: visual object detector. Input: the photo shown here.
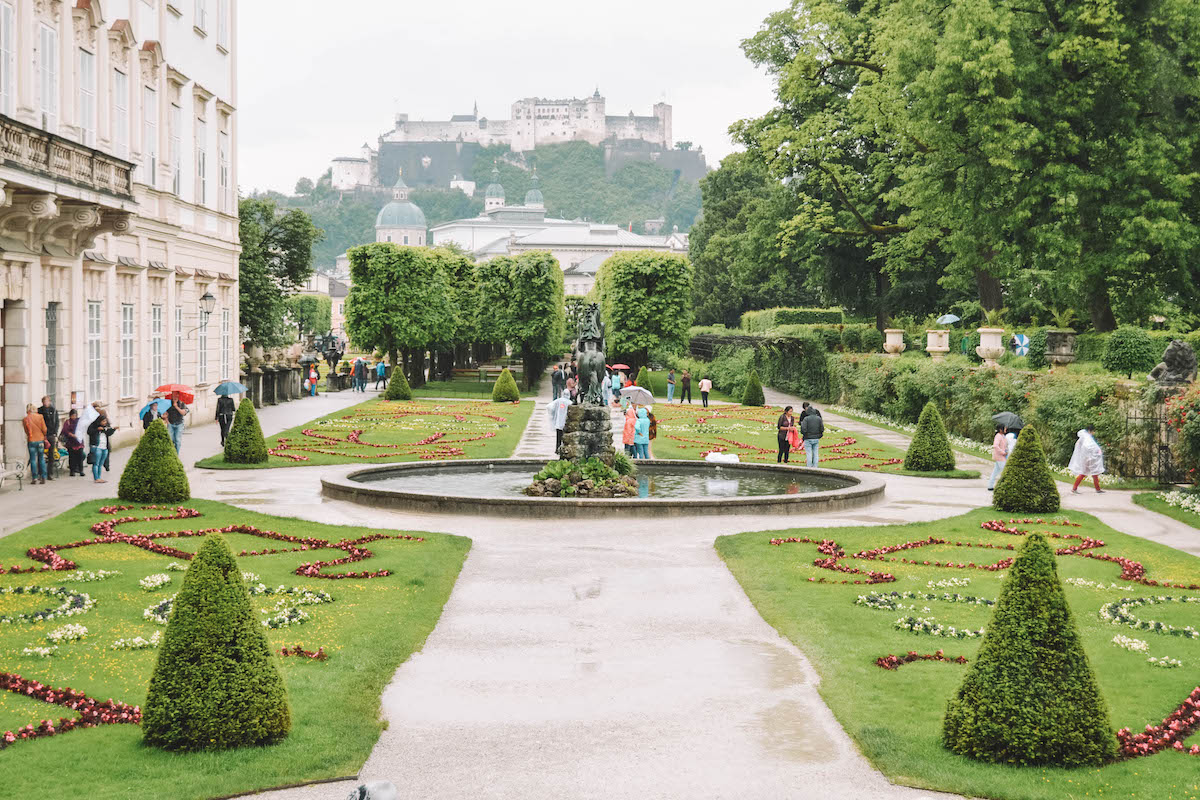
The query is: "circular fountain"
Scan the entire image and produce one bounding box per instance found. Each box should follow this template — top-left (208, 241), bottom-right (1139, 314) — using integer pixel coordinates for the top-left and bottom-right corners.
top-left (322, 458), bottom-right (883, 518)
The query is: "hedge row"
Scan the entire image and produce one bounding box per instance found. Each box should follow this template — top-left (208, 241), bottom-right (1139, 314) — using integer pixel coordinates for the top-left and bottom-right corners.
top-left (740, 307), bottom-right (844, 331)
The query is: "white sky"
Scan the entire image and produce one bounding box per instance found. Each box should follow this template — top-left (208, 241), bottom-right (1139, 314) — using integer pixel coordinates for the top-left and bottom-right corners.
top-left (236, 0), bottom-right (783, 193)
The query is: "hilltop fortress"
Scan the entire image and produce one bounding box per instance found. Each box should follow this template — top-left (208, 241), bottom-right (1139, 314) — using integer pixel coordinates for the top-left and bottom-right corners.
top-left (331, 90), bottom-right (706, 193)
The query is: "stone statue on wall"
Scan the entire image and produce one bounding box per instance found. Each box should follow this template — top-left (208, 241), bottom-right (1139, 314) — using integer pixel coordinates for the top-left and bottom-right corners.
top-left (576, 303), bottom-right (606, 406)
top-left (1148, 339), bottom-right (1197, 386)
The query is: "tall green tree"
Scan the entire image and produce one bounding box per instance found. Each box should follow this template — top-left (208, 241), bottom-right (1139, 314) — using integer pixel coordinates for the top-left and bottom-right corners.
top-left (238, 198), bottom-right (323, 347)
top-left (596, 251), bottom-right (693, 370)
top-left (426, 247), bottom-right (479, 380)
top-left (477, 251), bottom-right (566, 388)
top-left (344, 244), bottom-right (454, 386)
top-left (283, 294), bottom-right (332, 338)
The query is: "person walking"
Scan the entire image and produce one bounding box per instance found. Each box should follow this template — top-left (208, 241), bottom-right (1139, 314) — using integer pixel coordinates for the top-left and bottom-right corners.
top-left (647, 407), bottom-right (657, 458)
top-left (548, 387), bottom-right (571, 453)
top-left (309, 364), bottom-right (319, 397)
top-left (610, 369), bottom-right (622, 407)
top-left (23, 403), bottom-right (48, 485)
top-left (623, 404), bottom-right (637, 456)
top-left (666, 369), bottom-right (676, 404)
top-left (165, 396), bottom-right (188, 454)
top-left (37, 396), bottom-right (59, 480)
top-left (61, 410), bottom-right (85, 477)
top-left (776, 406), bottom-right (795, 463)
top-left (142, 400), bottom-right (159, 430)
top-left (679, 370), bottom-right (692, 404)
top-left (987, 424), bottom-right (1008, 491)
top-left (375, 360), bottom-right (387, 390)
top-left (551, 365), bottom-right (564, 401)
top-left (87, 411), bottom-right (114, 484)
top-left (1069, 425), bottom-right (1106, 494)
top-left (800, 403), bottom-right (825, 467)
top-left (353, 358), bottom-right (367, 392)
top-left (216, 394), bottom-right (236, 446)
top-left (633, 408), bottom-right (651, 459)
top-left (699, 376), bottom-right (713, 408)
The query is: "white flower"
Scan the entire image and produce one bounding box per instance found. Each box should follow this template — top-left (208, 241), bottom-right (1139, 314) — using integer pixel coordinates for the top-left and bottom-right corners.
top-left (46, 623), bottom-right (88, 643)
top-left (22, 645), bottom-right (57, 657)
top-left (58, 570), bottom-right (121, 583)
top-left (1111, 634), bottom-right (1149, 653)
top-left (1148, 656), bottom-right (1182, 668)
top-left (164, 562), bottom-right (188, 572)
top-left (111, 631), bottom-right (163, 650)
top-left (139, 573), bottom-right (172, 592)
top-left (241, 571), bottom-right (260, 583)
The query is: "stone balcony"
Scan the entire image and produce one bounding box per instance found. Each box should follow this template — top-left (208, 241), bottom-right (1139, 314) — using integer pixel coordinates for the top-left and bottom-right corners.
top-left (0, 115), bottom-right (134, 202)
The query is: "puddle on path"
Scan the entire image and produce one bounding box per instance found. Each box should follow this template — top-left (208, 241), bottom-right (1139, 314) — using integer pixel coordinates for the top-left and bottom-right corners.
top-left (756, 699), bottom-right (838, 763)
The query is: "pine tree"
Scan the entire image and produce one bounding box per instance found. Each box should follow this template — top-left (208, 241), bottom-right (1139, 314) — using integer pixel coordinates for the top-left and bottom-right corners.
top-left (117, 419), bottom-right (190, 502)
top-left (383, 364), bottom-right (412, 401)
top-left (902, 401), bottom-right (956, 471)
top-left (635, 365), bottom-right (650, 387)
top-left (993, 425), bottom-right (1061, 512)
top-left (943, 533), bottom-right (1116, 766)
top-left (142, 534), bottom-right (291, 750)
top-left (223, 399), bottom-right (269, 464)
top-left (491, 368), bottom-right (520, 402)
top-left (741, 370), bottom-right (765, 406)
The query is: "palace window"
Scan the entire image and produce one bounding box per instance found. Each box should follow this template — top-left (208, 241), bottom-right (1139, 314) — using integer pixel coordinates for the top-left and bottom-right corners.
top-left (198, 323), bottom-right (208, 384)
top-left (220, 308), bottom-right (230, 381)
top-left (151, 304), bottom-right (164, 387)
top-left (37, 24), bottom-right (58, 132)
top-left (120, 304), bottom-right (134, 397)
top-left (78, 49), bottom-right (96, 145)
top-left (169, 103), bottom-right (182, 195)
top-left (218, 130), bottom-right (229, 212)
top-left (195, 0), bottom-right (207, 32)
top-left (216, 0), bottom-right (228, 48)
top-left (174, 306), bottom-right (182, 382)
top-left (143, 87), bottom-right (158, 186)
top-left (44, 303), bottom-right (58, 401)
top-left (195, 118), bottom-right (207, 205)
top-left (87, 302), bottom-right (102, 402)
top-left (113, 69), bottom-right (129, 156)
top-left (0, 3), bottom-right (12, 116)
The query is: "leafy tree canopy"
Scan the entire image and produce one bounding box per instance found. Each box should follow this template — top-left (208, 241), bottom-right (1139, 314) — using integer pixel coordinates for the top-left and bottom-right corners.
top-left (238, 198), bottom-right (322, 347)
top-left (283, 294), bottom-right (332, 337)
top-left (596, 251), bottom-right (694, 368)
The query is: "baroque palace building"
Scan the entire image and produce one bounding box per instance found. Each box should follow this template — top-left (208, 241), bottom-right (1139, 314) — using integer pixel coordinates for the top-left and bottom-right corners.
top-left (0, 0), bottom-right (238, 462)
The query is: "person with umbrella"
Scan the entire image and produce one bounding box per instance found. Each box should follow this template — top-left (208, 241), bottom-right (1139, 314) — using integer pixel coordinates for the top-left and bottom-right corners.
top-left (141, 397), bottom-right (169, 430)
top-left (213, 382), bottom-right (247, 446)
top-left (165, 394), bottom-right (189, 453)
top-left (1069, 425), bottom-right (1106, 494)
top-left (988, 423), bottom-right (1009, 491)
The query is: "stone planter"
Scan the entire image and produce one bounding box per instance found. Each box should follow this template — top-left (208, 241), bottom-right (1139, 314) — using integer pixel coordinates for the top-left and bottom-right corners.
top-left (925, 329), bottom-right (950, 361)
top-left (1045, 329), bottom-right (1077, 370)
top-left (883, 329), bottom-right (907, 357)
top-left (975, 327), bottom-right (1006, 367)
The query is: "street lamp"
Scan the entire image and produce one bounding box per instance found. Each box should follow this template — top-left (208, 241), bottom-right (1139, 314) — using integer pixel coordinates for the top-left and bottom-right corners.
top-left (188, 291), bottom-right (218, 338)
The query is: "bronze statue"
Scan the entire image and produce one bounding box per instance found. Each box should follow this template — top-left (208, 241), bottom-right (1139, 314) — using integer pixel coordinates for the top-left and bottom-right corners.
top-left (576, 303), bottom-right (606, 406)
top-left (1149, 339), bottom-right (1197, 385)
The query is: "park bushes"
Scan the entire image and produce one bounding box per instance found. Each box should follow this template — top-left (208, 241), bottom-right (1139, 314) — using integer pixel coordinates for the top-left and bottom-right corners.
top-left (741, 370), bottom-right (765, 406)
top-left (943, 533), bottom-right (1115, 766)
top-left (384, 364), bottom-right (412, 401)
top-left (1102, 326), bottom-right (1158, 378)
top-left (223, 400), bottom-right (269, 464)
top-left (903, 402), bottom-right (955, 471)
top-left (635, 366), bottom-right (650, 387)
top-left (118, 420), bottom-right (190, 503)
top-left (993, 426), bottom-right (1061, 512)
top-left (753, 333), bottom-right (831, 401)
top-left (740, 307), bottom-right (843, 331)
top-left (491, 368), bottom-right (520, 402)
top-left (143, 534), bottom-right (291, 750)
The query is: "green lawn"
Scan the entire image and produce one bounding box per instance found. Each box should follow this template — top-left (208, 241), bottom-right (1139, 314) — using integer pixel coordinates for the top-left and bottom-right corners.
top-left (651, 403), bottom-right (978, 477)
top-left (196, 397), bottom-right (533, 469)
top-left (717, 508), bottom-right (1200, 800)
top-left (409, 375), bottom-right (538, 398)
top-left (0, 499), bottom-right (469, 799)
top-left (638, 371), bottom-right (737, 404)
top-left (1134, 490), bottom-right (1200, 529)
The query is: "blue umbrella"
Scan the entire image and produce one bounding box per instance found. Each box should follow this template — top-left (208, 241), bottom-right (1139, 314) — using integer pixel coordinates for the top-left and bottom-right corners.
top-left (936, 314), bottom-right (961, 325)
top-left (139, 398), bottom-right (171, 418)
top-left (213, 381), bottom-right (249, 396)
top-left (1012, 333), bottom-right (1030, 356)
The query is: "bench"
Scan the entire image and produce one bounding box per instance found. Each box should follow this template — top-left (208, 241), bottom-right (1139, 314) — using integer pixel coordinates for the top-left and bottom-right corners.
top-left (0, 461), bottom-right (24, 492)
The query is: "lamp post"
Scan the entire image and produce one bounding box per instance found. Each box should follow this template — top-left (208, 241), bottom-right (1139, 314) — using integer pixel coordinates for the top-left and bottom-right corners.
top-left (187, 291), bottom-right (218, 338)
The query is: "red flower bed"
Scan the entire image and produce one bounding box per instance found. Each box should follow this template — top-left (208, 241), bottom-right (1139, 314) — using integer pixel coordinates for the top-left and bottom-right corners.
top-left (279, 644), bottom-right (328, 661)
top-left (1117, 687), bottom-right (1200, 758)
top-left (875, 650), bottom-right (968, 670)
top-left (1, 673), bottom-right (141, 750)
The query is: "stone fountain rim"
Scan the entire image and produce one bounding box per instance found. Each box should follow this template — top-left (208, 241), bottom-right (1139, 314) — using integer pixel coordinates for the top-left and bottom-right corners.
top-left (321, 458), bottom-right (886, 518)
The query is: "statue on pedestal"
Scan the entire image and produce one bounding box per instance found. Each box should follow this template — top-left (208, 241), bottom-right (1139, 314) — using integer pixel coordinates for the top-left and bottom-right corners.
top-left (1148, 340), bottom-right (1197, 386)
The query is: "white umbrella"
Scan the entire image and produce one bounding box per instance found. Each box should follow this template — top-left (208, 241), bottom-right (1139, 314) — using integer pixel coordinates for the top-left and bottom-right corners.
top-left (620, 385), bottom-right (654, 406)
top-left (936, 314), bottom-right (961, 325)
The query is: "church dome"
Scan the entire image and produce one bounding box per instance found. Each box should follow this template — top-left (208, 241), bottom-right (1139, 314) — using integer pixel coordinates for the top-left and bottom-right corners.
top-left (484, 163), bottom-right (505, 200)
top-left (376, 171), bottom-right (426, 228)
top-left (524, 168), bottom-right (544, 208)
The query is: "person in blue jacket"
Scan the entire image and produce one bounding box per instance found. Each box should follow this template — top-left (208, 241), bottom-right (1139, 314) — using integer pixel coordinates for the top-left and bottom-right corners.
top-left (633, 407), bottom-right (651, 459)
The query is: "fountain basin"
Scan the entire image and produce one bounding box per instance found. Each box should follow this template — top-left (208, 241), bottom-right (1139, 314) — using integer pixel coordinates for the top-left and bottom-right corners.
top-left (323, 459), bottom-right (884, 518)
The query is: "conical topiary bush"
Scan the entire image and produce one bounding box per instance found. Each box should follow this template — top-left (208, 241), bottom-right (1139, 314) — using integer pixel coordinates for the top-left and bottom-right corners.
top-left (143, 534), bottom-right (291, 751)
top-left (118, 419), bottom-right (190, 502)
top-left (993, 425), bottom-right (1060, 512)
top-left (223, 398), bottom-right (269, 464)
top-left (491, 368), bottom-right (520, 402)
top-left (741, 370), bottom-right (765, 406)
top-left (943, 533), bottom-right (1116, 766)
top-left (903, 401), bottom-right (956, 472)
top-left (383, 364), bottom-right (411, 401)
top-left (635, 366), bottom-right (650, 387)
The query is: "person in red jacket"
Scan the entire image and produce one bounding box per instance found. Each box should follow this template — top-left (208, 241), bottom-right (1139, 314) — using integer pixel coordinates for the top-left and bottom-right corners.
top-left (23, 403), bottom-right (47, 484)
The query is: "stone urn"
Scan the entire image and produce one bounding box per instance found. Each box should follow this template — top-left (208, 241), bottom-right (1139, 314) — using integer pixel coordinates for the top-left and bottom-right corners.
top-left (925, 329), bottom-right (950, 361)
top-left (1045, 329), bottom-right (1077, 370)
top-left (883, 329), bottom-right (907, 357)
top-left (975, 327), bottom-right (1006, 367)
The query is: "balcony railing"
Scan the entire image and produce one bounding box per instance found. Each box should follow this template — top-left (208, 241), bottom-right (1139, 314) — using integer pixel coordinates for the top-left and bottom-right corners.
top-left (0, 114), bottom-right (134, 201)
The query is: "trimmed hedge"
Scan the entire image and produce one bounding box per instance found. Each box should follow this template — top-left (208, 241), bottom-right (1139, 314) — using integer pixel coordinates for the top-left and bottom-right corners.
top-left (491, 368), bottom-right (520, 402)
top-left (118, 419), bottom-right (190, 503)
top-left (754, 333), bottom-right (831, 401)
top-left (223, 399), bottom-right (268, 464)
top-left (1101, 325), bottom-right (1157, 378)
top-left (383, 364), bottom-right (412, 401)
top-left (993, 425), bottom-right (1061, 512)
top-left (741, 307), bottom-right (843, 331)
top-left (903, 402), bottom-right (956, 471)
top-left (143, 534), bottom-right (291, 751)
top-left (1026, 327), bottom-right (1050, 370)
top-left (943, 533), bottom-right (1116, 766)
top-left (741, 370), bottom-right (765, 406)
top-left (635, 365), bottom-right (650, 387)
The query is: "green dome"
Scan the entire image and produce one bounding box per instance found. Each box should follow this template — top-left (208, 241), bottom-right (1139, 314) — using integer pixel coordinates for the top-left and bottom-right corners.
top-left (375, 199), bottom-right (426, 228)
top-left (485, 163), bottom-right (505, 200)
top-left (524, 169), bottom-right (543, 207)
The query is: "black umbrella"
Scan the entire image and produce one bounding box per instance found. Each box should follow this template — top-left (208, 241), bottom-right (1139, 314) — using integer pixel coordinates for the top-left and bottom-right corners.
top-left (992, 411), bottom-right (1024, 430)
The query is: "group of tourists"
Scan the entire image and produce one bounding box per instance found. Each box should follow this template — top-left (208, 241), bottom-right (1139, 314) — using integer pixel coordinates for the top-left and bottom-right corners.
top-left (665, 369), bottom-right (711, 406)
top-left (23, 397), bottom-right (118, 484)
top-left (141, 397), bottom-right (190, 453)
top-left (623, 403), bottom-right (656, 459)
top-left (776, 402), bottom-right (825, 466)
top-left (989, 423), bottom-right (1106, 493)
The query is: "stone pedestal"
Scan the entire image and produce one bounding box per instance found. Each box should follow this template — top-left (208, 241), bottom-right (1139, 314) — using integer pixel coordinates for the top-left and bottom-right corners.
top-left (1045, 329), bottom-right (1076, 370)
top-left (883, 328), bottom-right (906, 357)
top-left (925, 329), bottom-right (950, 361)
top-left (559, 404), bottom-right (616, 467)
top-left (976, 327), bottom-right (1006, 367)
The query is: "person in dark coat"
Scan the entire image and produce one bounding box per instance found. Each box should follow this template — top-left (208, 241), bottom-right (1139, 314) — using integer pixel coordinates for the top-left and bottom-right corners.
top-left (37, 396), bottom-right (60, 480)
top-left (216, 394), bottom-right (236, 445)
top-left (776, 406), bottom-right (795, 463)
top-left (800, 404), bottom-right (826, 467)
top-left (353, 358), bottom-right (367, 392)
top-left (87, 412), bottom-right (115, 484)
top-left (61, 409), bottom-right (85, 477)
top-left (550, 365), bottom-right (565, 401)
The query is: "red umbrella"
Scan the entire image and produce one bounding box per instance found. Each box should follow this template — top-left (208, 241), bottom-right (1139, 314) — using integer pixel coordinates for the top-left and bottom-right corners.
top-left (610, 363), bottom-right (631, 370)
top-left (154, 384), bottom-right (195, 404)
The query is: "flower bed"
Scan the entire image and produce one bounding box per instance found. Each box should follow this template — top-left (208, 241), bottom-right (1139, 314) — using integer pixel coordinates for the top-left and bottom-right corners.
top-left (1, 672), bottom-right (141, 750)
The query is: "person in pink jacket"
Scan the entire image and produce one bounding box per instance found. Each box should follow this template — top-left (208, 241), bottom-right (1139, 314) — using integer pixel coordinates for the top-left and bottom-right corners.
top-left (987, 424), bottom-right (1008, 491)
top-left (623, 404), bottom-right (637, 456)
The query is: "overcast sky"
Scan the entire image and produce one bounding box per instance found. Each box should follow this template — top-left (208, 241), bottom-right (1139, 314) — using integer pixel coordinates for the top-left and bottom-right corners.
top-left (236, 0), bottom-right (784, 194)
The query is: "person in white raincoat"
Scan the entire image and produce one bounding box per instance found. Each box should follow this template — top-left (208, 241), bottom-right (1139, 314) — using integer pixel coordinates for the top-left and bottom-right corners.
top-left (548, 390), bottom-right (572, 454)
top-left (1068, 425), bottom-right (1105, 494)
